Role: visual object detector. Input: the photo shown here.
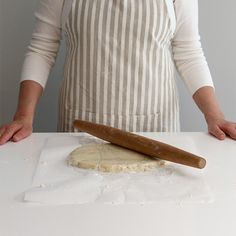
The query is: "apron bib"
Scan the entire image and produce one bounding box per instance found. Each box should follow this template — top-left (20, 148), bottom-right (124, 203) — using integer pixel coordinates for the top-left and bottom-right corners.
top-left (57, 0), bottom-right (180, 132)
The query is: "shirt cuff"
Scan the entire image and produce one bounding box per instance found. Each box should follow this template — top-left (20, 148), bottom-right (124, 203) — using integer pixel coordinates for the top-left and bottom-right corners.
top-left (20, 53), bottom-right (51, 89)
top-left (180, 64), bottom-right (215, 95)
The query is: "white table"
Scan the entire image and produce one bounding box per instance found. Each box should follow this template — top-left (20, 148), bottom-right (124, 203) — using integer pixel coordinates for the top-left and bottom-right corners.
top-left (0, 132), bottom-right (236, 236)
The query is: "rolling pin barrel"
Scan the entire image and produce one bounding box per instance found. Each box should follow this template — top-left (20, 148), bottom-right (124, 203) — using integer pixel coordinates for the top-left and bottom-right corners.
top-left (74, 119), bottom-right (206, 169)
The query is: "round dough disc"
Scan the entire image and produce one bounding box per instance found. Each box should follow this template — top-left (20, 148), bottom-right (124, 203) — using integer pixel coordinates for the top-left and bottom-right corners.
top-left (68, 142), bottom-right (165, 173)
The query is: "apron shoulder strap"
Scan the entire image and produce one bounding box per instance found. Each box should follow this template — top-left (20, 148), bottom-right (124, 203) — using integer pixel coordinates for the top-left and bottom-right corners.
top-left (165, 0), bottom-right (176, 35)
top-left (61, 0), bottom-right (74, 31)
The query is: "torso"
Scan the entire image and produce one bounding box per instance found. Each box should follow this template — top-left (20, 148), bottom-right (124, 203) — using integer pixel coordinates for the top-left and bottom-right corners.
top-left (57, 0), bottom-right (180, 132)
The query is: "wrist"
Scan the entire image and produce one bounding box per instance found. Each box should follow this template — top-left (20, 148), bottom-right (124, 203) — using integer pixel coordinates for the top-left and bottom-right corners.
top-left (13, 111), bottom-right (34, 123)
top-left (204, 111), bottom-right (225, 123)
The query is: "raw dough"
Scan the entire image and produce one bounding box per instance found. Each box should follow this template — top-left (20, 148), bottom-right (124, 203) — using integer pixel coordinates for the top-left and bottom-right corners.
top-left (68, 142), bottom-right (165, 173)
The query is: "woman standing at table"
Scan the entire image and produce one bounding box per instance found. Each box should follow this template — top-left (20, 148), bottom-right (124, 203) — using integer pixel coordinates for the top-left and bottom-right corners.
top-left (0, 0), bottom-right (236, 145)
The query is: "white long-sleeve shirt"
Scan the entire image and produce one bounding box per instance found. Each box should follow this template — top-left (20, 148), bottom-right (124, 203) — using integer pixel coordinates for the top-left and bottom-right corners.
top-left (20, 0), bottom-right (214, 96)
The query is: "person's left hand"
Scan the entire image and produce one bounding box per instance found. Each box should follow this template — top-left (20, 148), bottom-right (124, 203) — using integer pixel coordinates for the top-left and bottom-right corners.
top-left (205, 115), bottom-right (236, 140)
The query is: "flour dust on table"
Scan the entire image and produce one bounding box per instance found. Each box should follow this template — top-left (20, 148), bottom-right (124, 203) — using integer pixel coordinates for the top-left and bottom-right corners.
top-left (23, 134), bottom-right (214, 205)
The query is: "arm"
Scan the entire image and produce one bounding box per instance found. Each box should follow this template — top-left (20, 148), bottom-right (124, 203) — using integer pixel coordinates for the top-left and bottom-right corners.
top-left (20, 0), bottom-right (64, 88)
top-left (171, 0), bottom-right (214, 95)
top-left (0, 0), bottom-right (64, 145)
top-left (0, 81), bottom-right (42, 145)
top-left (172, 0), bottom-right (236, 140)
top-left (14, 81), bottom-right (43, 124)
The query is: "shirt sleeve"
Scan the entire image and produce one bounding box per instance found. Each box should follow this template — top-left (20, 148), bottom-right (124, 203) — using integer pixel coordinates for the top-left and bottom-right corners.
top-left (20, 0), bottom-right (64, 89)
top-left (171, 0), bottom-right (214, 96)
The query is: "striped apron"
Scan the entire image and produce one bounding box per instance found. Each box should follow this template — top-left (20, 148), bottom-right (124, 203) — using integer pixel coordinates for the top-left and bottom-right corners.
top-left (57, 0), bottom-right (180, 132)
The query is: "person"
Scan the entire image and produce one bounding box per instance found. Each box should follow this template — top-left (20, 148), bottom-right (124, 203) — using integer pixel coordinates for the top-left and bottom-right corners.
top-left (0, 0), bottom-right (236, 145)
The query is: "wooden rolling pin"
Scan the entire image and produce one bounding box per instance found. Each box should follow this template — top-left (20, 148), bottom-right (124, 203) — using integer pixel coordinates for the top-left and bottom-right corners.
top-left (73, 119), bottom-right (206, 169)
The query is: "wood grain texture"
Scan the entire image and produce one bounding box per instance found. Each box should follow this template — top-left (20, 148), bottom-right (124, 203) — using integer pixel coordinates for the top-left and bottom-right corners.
top-left (73, 119), bottom-right (206, 169)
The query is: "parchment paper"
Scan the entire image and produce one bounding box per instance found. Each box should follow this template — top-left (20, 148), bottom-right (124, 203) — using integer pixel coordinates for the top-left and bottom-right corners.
top-left (24, 133), bottom-right (214, 205)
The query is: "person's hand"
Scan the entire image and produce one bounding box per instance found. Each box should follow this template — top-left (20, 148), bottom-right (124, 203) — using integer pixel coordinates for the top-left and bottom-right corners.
top-left (205, 114), bottom-right (236, 140)
top-left (0, 115), bottom-right (33, 145)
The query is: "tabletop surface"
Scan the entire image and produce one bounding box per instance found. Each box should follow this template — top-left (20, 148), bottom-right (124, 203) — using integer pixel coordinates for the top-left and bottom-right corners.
top-left (0, 132), bottom-right (236, 236)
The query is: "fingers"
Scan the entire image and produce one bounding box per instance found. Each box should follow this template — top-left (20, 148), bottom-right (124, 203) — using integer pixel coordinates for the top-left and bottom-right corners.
top-left (220, 123), bottom-right (236, 140)
top-left (0, 125), bottom-right (8, 144)
top-left (209, 122), bottom-right (236, 141)
top-left (209, 125), bottom-right (226, 140)
top-left (0, 126), bottom-right (6, 136)
top-left (0, 123), bottom-right (22, 145)
top-left (12, 127), bottom-right (32, 142)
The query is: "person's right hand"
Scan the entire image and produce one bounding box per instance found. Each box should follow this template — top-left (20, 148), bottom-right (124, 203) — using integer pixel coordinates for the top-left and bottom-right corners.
top-left (0, 115), bottom-right (33, 145)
